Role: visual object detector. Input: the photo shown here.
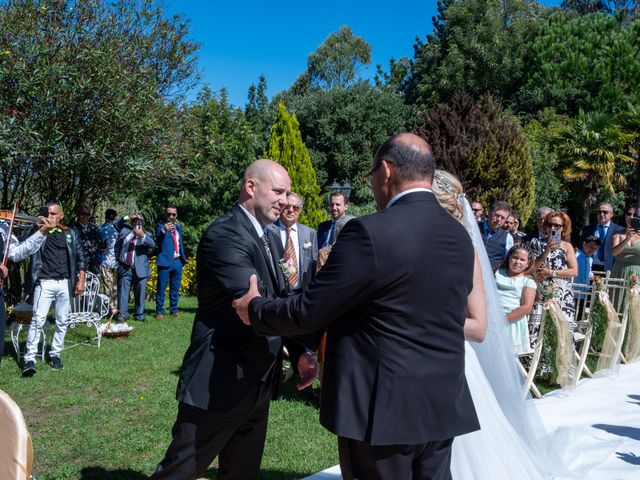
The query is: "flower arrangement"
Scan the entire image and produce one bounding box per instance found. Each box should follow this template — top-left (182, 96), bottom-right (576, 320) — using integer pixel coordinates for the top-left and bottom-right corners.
top-left (279, 257), bottom-right (297, 278)
top-left (628, 271), bottom-right (640, 294)
top-left (303, 241), bottom-right (313, 250)
top-left (539, 280), bottom-right (558, 303)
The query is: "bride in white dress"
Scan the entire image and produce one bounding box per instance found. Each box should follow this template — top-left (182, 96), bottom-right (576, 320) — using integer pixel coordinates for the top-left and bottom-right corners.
top-left (431, 170), bottom-right (566, 479)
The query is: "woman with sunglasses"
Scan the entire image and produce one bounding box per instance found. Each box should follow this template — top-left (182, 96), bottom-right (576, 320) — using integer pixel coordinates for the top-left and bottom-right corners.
top-left (534, 211), bottom-right (578, 330)
top-left (610, 205), bottom-right (640, 279)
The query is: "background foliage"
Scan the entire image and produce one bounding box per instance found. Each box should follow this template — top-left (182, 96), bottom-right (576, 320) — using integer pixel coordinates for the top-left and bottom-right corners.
top-left (1, 0), bottom-right (639, 238)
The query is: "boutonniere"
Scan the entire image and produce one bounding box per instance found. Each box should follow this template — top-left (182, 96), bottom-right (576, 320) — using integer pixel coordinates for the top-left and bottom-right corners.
top-left (279, 257), bottom-right (297, 277)
top-left (65, 233), bottom-right (73, 243)
top-left (303, 241), bottom-right (312, 250)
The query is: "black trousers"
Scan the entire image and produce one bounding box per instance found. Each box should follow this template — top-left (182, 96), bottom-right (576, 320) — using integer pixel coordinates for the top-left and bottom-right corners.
top-left (151, 378), bottom-right (274, 480)
top-left (338, 436), bottom-right (454, 480)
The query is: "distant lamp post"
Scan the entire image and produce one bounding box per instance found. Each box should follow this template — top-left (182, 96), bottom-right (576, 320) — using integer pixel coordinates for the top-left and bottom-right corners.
top-left (328, 180), bottom-right (352, 200)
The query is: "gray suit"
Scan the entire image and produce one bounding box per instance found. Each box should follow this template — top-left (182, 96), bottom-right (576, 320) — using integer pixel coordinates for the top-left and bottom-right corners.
top-left (115, 227), bottom-right (155, 321)
top-left (269, 220), bottom-right (318, 290)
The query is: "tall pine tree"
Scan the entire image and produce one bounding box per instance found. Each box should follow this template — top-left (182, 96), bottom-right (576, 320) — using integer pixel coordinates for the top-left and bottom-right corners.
top-left (264, 103), bottom-right (325, 228)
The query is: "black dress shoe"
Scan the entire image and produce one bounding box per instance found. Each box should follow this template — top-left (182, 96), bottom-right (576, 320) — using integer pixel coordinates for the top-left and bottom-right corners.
top-left (49, 356), bottom-right (64, 370)
top-left (22, 360), bottom-right (36, 377)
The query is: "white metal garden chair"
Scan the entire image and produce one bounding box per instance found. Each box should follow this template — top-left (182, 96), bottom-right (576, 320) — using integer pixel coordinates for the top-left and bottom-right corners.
top-left (67, 271), bottom-right (109, 348)
top-left (592, 275), bottom-right (629, 370)
top-left (571, 282), bottom-right (596, 384)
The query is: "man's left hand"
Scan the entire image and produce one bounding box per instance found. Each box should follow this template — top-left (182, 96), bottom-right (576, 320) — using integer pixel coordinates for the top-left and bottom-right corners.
top-left (232, 274), bottom-right (262, 325)
top-left (74, 282), bottom-right (85, 295)
top-left (296, 351), bottom-right (319, 390)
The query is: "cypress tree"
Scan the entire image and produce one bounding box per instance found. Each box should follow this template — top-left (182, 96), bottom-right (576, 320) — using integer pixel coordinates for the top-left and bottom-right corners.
top-left (264, 103), bottom-right (325, 229)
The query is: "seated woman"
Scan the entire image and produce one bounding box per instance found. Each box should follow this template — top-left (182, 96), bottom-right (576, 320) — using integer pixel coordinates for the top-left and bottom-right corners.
top-left (494, 246), bottom-right (537, 353)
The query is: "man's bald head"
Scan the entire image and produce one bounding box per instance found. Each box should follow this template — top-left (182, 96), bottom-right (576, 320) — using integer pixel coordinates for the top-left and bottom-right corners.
top-left (239, 159), bottom-right (291, 227)
top-left (243, 159), bottom-right (287, 184)
top-left (372, 133), bottom-right (435, 184)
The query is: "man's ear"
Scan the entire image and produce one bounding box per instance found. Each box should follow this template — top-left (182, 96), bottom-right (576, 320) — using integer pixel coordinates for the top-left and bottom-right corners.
top-left (381, 159), bottom-right (394, 182)
top-left (245, 178), bottom-right (257, 196)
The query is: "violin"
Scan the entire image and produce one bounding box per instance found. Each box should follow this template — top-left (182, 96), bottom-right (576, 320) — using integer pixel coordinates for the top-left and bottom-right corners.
top-left (0, 208), bottom-right (69, 232)
top-left (0, 209), bottom-right (40, 226)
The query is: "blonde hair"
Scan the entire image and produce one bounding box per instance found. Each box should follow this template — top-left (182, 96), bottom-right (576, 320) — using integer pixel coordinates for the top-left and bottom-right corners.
top-left (432, 170), bottom-right (464, 220)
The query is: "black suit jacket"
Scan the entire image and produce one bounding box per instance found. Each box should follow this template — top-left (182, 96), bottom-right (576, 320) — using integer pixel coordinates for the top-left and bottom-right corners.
top-left (176, 204), bottom-right (303, 412)
top-left (249, 191), bottom-right (479, 445)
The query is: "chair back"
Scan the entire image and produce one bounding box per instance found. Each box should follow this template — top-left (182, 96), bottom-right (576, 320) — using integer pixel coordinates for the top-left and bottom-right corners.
top-left (0, 389), bottom-right (32, 480)
top-left (71, 271), bottom-right (100, 314)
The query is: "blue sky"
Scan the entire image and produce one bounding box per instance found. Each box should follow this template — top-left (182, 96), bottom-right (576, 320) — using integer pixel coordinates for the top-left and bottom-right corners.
top-left (167, 1), bottom-right (559, 108)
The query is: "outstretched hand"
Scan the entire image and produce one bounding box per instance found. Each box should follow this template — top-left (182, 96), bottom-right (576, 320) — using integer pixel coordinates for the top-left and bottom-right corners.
top-left (232, 274), bottom-right (262, 325)
top-left (296, 351), bottom-right (320, 390)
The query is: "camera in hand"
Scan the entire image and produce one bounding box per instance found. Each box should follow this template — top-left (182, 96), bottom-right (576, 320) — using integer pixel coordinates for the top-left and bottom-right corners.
top-left (550, 229), bottom-right (561, 243)
top-left (631, 217), bottom-right (640, 231)
top-left (132, 217), bottom-right (143, 231)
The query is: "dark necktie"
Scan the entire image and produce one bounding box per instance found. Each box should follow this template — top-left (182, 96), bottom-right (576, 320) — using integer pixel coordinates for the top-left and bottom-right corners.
top-left (328, 221), bottom-right (336, 246)
top-left (597, 224), bottom-right (607, 262)
top-left (261, 233), bottom-right (275, 275)
top-left (125, 236), bottom-right (136, 265)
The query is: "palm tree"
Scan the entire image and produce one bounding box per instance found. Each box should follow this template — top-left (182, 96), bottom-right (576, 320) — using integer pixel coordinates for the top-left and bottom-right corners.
top-left (555, 110), bottom-right (635, 226)
top-left (619, 103), bottom-right (640, 205)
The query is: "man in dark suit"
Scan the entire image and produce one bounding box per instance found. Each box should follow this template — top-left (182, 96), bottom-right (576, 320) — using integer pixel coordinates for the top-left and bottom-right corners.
top-left (234, 134), bottom-right (481, 479)
top-left (317, 191), bottom-right (354, 248)
top-left (115, 214), bottom-right (155, 322)
top-left (151, 160), bottom-right (318, 480)
top-left (154, 204), bottom-right (187, 319)
top-left (582, 202), bottom-right (624, 273)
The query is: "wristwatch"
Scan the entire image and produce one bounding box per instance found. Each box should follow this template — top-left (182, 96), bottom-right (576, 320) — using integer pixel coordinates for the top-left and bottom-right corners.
top-left (552, 270), bottom-right (557, 279)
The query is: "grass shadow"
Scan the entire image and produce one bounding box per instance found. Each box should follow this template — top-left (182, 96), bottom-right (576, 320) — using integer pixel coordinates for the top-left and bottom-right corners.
top-left (278, 380), bottom-right (320, 408)
top-left (203, 467), bottom-right (317, 480)
top-left (79, 467), bottom-right (148, 479)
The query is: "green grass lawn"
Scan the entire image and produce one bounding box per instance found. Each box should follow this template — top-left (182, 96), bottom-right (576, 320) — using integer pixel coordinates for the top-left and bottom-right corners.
top-left (0, 297), bottom-right (338, 479)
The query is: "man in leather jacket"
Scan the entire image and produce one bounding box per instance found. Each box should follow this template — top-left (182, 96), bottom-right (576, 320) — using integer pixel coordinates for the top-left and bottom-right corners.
top-left (22, 200), bottom-right (87, 376)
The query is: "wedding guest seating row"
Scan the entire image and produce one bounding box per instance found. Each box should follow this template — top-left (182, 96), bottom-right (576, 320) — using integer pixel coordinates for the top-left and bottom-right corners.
top-left (520, 275), bottom-right (634, 398)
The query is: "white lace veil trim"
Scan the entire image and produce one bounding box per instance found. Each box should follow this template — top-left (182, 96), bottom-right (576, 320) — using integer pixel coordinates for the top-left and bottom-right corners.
top-left (458, 195), bottom-right (570, 477)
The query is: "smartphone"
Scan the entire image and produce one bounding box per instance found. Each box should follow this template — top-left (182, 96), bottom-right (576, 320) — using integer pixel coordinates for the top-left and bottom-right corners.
top-left (550, 229), bottom-right (561, 243)
top-left (631, 217), bottom-right (640, 231)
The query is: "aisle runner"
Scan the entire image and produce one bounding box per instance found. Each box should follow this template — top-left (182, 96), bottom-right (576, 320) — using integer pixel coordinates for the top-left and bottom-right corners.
top-left (304, 361), bottom-right (640, 480)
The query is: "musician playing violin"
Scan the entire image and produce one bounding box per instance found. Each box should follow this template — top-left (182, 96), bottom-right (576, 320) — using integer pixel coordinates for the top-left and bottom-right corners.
top-left (22, 199), bottom-right (87, 376)
top-left (0, 210), bottom-right (57, 365)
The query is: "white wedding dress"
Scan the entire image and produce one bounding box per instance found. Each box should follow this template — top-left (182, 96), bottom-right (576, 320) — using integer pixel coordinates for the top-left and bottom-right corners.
top-left (450, 197), bottom-right (567, 479)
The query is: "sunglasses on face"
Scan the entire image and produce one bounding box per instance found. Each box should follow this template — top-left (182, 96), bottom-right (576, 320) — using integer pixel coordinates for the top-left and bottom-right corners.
top-left (285, 205), bottom-right (301, 212)
top-left (597, 210), bottom-right (611, 215)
